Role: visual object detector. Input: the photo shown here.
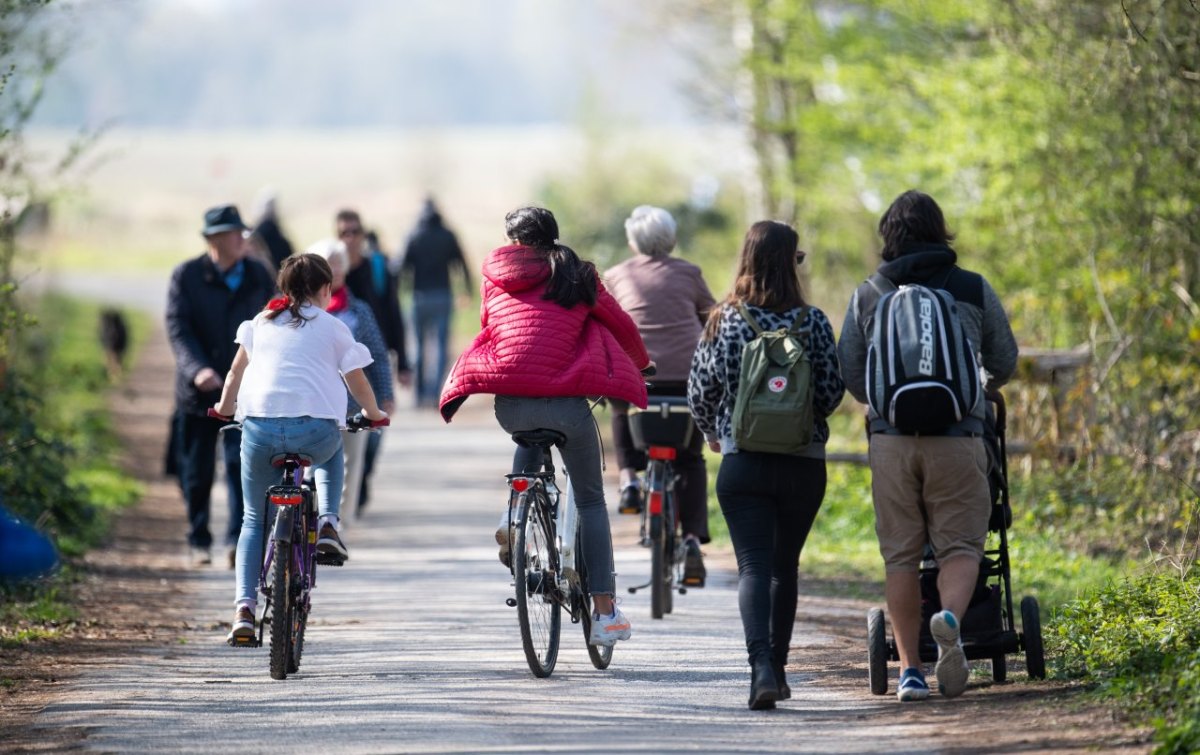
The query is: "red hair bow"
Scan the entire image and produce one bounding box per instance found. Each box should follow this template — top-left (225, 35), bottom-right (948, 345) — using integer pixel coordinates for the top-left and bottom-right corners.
top-left (266, 296), bottom-right (290, 311)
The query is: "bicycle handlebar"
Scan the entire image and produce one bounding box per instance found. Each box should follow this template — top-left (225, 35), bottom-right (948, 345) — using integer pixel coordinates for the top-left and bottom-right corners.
top-left (208, 408), bottom-right (390, 432)
top-left (347, 412), bottom-right (391, 431)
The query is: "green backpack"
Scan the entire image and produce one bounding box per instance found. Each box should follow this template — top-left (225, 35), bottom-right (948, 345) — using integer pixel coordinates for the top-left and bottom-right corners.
top-left (731, 304), bottom-right (815, 455)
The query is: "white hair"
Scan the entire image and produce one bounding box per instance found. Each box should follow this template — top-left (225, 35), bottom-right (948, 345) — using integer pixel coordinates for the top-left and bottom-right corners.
top-left (624, 205), bottom-right (677, 257)
top-left (305, 238), bottom-right (348, 276)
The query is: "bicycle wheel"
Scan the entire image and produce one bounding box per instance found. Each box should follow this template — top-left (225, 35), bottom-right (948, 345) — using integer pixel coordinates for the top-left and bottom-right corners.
top-left (288, 510), bottom-right (314, 674)
top-left (663, 478), bottom-right (676, 615)
top-left (577, 530), bottom-right (614, 670)
top-left (648, 462), bottom-right (670, 619)
top-left (269, 540), bottom-right (294, 680)
top-left (514, 491), bottom-right (561, 678)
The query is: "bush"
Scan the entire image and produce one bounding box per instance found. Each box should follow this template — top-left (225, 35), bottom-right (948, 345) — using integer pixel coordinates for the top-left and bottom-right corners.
top-left (1049, 566), bottom-right (1200, 754)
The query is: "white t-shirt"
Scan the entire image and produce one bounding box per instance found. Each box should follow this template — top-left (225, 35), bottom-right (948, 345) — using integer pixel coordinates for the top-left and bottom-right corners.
top-left (234, 304), bottom-right (373, 427)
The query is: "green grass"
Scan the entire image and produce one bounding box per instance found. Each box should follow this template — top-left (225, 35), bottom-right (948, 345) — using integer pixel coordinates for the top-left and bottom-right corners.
top-left (0, 294), bottom-right (147, 642)
top-left (702, 447), bottom-right (1138, 614)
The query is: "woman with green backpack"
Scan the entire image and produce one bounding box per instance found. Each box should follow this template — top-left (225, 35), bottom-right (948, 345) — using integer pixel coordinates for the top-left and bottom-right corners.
top-left (687, 220), bottom-right (844, 710)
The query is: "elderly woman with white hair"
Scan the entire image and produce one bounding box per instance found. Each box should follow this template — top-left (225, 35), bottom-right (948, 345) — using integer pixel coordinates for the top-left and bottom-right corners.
top-left (603, 205), bottom-right (716, 586)
top-left (307, 239), bottom-right (396, 518)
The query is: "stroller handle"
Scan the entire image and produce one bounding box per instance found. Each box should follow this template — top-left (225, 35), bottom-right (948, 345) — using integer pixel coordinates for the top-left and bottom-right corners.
top-left (985, 389), bottom-right (1006, 435)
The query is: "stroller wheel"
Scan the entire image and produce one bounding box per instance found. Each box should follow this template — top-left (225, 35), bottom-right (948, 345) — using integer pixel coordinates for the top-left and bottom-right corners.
top-left (992, 654), bottom-right (1007, 682)
top-left (1021, 596), bottom-right (1046, 679)
top-left (867, 607), bottom-right (888, 695)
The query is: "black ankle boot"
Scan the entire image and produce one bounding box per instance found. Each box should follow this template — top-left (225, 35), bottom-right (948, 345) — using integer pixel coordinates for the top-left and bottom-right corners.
top-left (776, 665), bottom-right (791, 700)
top-left (749, 660), bottom-right (781, 710)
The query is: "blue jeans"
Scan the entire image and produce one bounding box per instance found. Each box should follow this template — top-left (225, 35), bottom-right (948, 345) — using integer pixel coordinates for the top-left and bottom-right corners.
top-left (412, 288), bottom-right (452, 406)
top-left (234, 416), bottom-right (343, 608)
top-left (174, 411), bottom-right (244, 549)
top-left (494, 395), bottom-right (615, 596)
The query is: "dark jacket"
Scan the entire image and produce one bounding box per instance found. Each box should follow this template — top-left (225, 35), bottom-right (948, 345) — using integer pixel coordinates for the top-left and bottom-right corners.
top-left (250, 215), bottom-right (293, 270)
top-left (166, 254), bottom-right (275, 416)
top-left (346, 258), bottom-right (410, 372)
top-left (838, 243), bottom-right (1019, 435)
top-left (398, 211), bottom-right (471, 293)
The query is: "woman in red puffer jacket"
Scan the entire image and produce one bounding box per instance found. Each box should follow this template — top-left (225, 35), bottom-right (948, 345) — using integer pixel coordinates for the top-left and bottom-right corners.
top-left (440, 206), bottom-right (651, 648)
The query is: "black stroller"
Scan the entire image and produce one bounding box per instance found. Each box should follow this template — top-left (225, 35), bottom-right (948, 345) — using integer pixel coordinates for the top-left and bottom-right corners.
top-left (866, 391), bottom-right (1046, 694)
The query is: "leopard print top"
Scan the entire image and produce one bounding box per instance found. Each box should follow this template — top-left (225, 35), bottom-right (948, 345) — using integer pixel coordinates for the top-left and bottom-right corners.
top-left (687, 302), bottom-right (844, 456)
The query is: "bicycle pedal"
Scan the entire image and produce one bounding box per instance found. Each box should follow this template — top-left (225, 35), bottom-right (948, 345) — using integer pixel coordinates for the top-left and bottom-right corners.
top-left (316, 554), bottom-right (346, 566)
top-left (681, 577), bottom-right (705, 588)
top-left (226, 636), bottom-right (261, 648)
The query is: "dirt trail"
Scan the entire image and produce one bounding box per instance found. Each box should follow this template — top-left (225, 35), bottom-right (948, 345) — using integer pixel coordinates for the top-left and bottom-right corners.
top-left (1, 324), bottom-right (1151, 753)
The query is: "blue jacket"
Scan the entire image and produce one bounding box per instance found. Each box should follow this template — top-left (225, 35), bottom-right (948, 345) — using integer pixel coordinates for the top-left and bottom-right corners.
top-left (166, 253), bottom-right (275, 415)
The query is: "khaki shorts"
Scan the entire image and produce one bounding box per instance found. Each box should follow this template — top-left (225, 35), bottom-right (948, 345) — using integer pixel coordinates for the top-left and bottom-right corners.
top-left (869, 434), bottom-right (991, 573)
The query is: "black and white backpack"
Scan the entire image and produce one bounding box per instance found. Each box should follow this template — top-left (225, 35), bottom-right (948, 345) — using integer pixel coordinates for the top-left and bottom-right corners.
top-left (859, 270), bottom-right (982, 434)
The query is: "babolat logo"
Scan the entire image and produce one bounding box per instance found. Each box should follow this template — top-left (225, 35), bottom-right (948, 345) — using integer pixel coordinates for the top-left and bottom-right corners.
top-left (918, 296), bottom-right (935, 375)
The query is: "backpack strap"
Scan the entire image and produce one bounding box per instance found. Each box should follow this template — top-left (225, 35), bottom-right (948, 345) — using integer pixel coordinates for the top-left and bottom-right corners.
top-left (856, 273), bottom-right (894, 333)
top-left (788, 305), bottom-right (811, 335)
top-left (736, 303), bottom-right (764, 335)
top-left (737, 303), bottom-right (810, 337)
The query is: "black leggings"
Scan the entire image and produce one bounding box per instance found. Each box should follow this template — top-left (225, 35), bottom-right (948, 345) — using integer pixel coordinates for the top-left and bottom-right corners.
top-left (716, 452), bottom-right (826, 668)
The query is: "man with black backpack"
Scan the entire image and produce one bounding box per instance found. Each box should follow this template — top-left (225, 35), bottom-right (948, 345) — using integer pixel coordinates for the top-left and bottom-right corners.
top-left (838, 190), bottom-right (1018, 702)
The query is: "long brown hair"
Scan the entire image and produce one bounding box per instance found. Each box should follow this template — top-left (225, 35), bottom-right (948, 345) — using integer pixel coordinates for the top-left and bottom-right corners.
top-left (266, 253), bottom-right (333, 326)
top-left (703, 220), bottom-right (805, 340)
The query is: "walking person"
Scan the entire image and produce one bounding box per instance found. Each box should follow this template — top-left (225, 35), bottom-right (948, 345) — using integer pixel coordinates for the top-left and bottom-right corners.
top-left (837, 190), bottom-right (1018, 701)
top-left (247, 187), bottom-right (294, 275)
top-left (439, 206), bottom-right (652, 647)
top-left (397, 197), bottom-right (472, 409)
top-left (335, 209), bottom-right (410, 512)
top-left (688, 220), bottom-right (844, 709)
top-left (213, 253), bottom-right (388, 641)
top-left (309, 238), bottom-right (395, 518)
top-left (166, 204), bottom-right (274, 567)
top-left (604, 205), bottom-right (715, 585)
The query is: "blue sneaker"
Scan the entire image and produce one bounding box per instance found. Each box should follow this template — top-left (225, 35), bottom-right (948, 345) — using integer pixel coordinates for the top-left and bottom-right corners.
top-left (931, 609), bottom-right (970, 697)
top-left (897, 667), bottom-right (930, 702)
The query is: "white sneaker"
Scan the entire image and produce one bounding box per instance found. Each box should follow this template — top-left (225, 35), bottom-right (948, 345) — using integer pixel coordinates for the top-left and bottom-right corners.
top-left (588, 607), bottom-right (632, 647)
top-left (226, 606), bottom-right (256, 643)
top-left (930, 610), bottom-right (970, 697)
top-left (495, 508), bottom-right (515, 567)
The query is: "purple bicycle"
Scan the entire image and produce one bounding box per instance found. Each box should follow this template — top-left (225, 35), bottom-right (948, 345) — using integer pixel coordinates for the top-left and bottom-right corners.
top-left (210, 409), bottom-right (388, 680)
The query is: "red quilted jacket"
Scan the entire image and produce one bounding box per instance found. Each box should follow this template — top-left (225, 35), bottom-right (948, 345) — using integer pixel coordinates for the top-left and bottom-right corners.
top-left (439, 244), bottom-right (650, 422)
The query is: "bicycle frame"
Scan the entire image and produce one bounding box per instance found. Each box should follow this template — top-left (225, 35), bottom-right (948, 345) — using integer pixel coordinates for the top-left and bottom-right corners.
top-left (259, 461), bottom-right (317, 624)
top-left (506, 446), bottom-right (580, 606)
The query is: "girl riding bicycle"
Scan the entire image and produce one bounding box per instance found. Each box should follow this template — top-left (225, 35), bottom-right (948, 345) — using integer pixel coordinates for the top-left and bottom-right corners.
top-left (439, 206), bottom-right (652, 647)
top-left (213, 253), bottom-right (388, 641)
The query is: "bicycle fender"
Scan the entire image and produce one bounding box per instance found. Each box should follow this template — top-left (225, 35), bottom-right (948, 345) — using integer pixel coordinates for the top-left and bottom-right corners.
top-left (271, 507), bottom-right (295, 543)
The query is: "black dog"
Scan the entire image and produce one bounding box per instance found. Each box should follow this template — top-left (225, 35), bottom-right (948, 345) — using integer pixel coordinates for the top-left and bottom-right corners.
top-left (99, 308), bottom-right (128, 380)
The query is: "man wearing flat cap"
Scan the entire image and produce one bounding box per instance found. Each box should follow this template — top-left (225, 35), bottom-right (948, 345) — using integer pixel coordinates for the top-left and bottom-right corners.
top-left (166, 204), bottom-right (274, 567)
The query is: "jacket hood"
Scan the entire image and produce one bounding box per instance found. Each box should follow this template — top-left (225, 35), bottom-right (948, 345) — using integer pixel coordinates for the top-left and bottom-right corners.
top-left (877, 242), bottom-right (958, 286)
top-left (482, 244), bottom-right (550, 294)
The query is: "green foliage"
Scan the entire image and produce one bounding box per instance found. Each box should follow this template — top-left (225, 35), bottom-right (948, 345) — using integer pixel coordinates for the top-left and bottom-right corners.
top-left (537, 129), bottom-right (745, 296)
top-left (1049, 567), bottom-right (1200, 753)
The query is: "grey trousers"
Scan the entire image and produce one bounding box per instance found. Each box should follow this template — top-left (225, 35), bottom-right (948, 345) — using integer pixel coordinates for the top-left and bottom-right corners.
top-left (493, 395), bottom-right (615, 595)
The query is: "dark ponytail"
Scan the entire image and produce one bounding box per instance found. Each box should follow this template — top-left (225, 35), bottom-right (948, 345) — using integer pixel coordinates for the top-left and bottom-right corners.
top-left (266, 253), bottom-right (333, 326)
top-left (504, 206), bottom-right (597, 309)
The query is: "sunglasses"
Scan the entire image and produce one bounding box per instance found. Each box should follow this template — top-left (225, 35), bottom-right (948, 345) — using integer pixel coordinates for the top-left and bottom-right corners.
top-left (796, 250), bottom-right (807, 265)
top-left (339, 227), bottom-right (364, 239)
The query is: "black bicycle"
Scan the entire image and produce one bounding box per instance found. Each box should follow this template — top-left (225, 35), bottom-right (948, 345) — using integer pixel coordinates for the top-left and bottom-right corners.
top-left (502, 429), bottom-right (613, 678)
top-left (624, 395), bottom-right (700, 619)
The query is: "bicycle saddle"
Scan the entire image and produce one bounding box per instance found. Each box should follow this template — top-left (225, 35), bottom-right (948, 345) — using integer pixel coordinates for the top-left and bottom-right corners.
top-left (270, 453), bottom-right (313, 467)
top-left (511, 429), bottom-right (566, 448)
